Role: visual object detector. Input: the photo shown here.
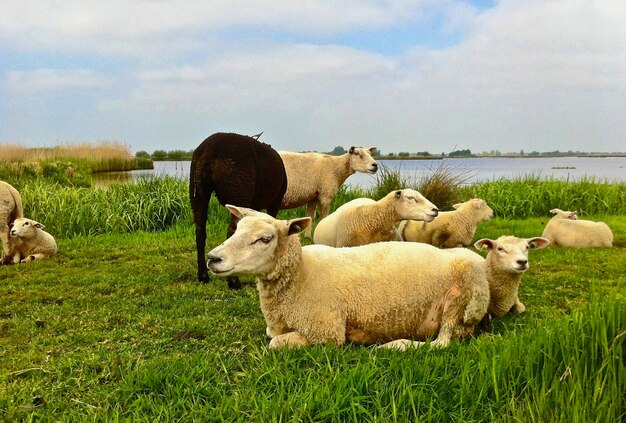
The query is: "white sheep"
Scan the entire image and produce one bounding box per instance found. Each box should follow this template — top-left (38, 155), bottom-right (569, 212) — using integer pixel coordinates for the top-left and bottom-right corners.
top-left (399, 198), bottom-right (494, 248)
top-left (474, 236), bottom-right (550, 317)
top-left (279, 147), bottom-right (378, 237)
top-left (313, 189), bottom-right (438, 247)
top-left (9, 217), bottom-right (58, 263)
top-left (207, 205), bottom-right (490, 350)
top-left (0, 181), bottom-right (24, 263)
top-left (541, 209), bottom-right (613, 247)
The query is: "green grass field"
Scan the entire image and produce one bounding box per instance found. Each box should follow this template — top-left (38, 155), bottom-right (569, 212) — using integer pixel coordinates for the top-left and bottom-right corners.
top-left (1, 176), bottom-right (625, 421)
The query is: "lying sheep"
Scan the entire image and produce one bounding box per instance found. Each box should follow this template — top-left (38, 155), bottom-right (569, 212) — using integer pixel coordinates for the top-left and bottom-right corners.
top-left (313, 189), bottom-right (438, 247)
top-left (207, 205), bottom-right (490, 350)
top-left (279, 147), bottom-right (378, 238)
top-left (9, 218), bottom-right (58, 263)
top-left (541, 209), bottom-right (613, 247)
top-left (0, 181), bottom-right (24, 263)
top-left (399, 198), bottom-right (494, 248)
top-left (474, 236), bottom-right (549, 317)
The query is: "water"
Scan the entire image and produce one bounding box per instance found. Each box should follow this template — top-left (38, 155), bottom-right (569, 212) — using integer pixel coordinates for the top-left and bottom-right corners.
top-left (103, 156), bottom-right (626, 188)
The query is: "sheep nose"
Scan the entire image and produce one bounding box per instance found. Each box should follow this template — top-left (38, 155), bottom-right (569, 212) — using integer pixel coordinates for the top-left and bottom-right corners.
top-left (516, 259), bottom-right (528, 267)
top-left (372, 162), bottom-right (378, 170)
top-left (207, 255), bottom-right (222, 265)
top-left (432, 208), bottom-right (439, 216)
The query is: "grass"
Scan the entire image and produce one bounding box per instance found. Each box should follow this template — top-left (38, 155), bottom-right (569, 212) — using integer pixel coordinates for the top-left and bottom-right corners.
top-left (1, 169), bottom-right (625, 421)
top-left (0, 217), bottom-right (624, 421)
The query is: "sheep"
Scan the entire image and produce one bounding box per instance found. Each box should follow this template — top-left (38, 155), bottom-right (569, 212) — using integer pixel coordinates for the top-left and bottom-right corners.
top-left (541, 209), bottom-right (613, 247)
top-left (474, 236), bottom-right (549, 317)
top-left (399, 198), bottom-right (494, 248)
top-left (0, 181), bottom-right (24, 264)
top-left (207, 205), bottom-right (490, 350)
top-left (279, 147), bottom-right (378, 238)
top-left (190, 132), bottom-right (287, 289)
top-left (313, 189), bottom-right (439, 247)
top-left (8, 217), bottom-right (58, 263)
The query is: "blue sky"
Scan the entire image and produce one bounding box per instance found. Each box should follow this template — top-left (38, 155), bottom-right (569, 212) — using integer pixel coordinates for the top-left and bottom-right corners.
top-left (1, 0), bottom-right (624, 154)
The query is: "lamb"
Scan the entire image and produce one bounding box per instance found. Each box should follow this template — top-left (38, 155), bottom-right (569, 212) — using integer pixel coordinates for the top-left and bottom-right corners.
top-left (474, 236), bottom-right (549, 317)
top-left (313, 189), bottom-right (439, 247)
top-left (541, 209), bottom-right (613, 247)
top-left (207, 205), bottom-right (490, 350)
top-left (279, 147), bottom-right (378, 238)
top-left (399, 198), bottom-right (494, 248)
top-left (8, 217), bottom-right (58, 263)
top-left (1, 181), bottom-right (24, 264)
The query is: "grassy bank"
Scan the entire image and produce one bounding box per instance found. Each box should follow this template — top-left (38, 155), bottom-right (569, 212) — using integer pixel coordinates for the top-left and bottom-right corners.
top-left (1, 173), bottom-right (625, 421)
top-left (1, 218), bottom-right (624, 421)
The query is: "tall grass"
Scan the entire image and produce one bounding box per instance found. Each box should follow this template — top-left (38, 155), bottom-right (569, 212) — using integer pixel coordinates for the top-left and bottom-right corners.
top-left (465, 175), bottom-right (626, 218)
top-left (367, 162), bottom-right (473, 210)
top-left (19, 177), bottom-right (193, 238)
top-left (0, 141), bottom-right (152, 187)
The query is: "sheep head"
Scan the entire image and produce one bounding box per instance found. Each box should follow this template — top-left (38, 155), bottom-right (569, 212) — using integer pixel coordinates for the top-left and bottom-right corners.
top-left (9, 218), bottom-right (44, 239)
top-left (348, 146), bottom-right (378, 174)
top-left (207, 205), bottom-right (311, 277)
top-left (393, 189), bottom-right (439, 222)
top-left (474, 236), bottom-right (550, 273)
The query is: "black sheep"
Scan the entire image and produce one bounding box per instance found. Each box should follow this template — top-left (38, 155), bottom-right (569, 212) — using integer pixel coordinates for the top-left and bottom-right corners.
top-left (189, 132), bottom-right (287, 289)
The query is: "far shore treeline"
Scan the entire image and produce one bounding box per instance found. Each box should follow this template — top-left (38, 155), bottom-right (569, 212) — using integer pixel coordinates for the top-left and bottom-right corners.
top-left (140, 146), bottom-right (626, 161)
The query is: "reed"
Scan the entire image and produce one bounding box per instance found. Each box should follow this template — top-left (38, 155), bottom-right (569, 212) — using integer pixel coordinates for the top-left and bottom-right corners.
top-left (464, 175), bottom-right (626, 218)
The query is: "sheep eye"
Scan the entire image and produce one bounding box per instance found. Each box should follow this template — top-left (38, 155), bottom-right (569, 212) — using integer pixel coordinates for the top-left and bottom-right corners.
top-left (497, 247), bottom-right (505, 253)
top-left (254, 235), bottom-right (273, 244)
top-left (406, 195), bottom-right (414, 200)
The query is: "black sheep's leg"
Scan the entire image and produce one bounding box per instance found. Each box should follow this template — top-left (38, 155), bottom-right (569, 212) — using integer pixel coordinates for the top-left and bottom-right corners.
top-left (225, 215), bottom-right (242, 290)
top-left (193, 198), bottom-right (210, 283)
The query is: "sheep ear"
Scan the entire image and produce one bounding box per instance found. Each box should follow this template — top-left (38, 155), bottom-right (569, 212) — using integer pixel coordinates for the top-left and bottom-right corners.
top-left (34, 222), bottom-right (45, 229)
top-left (474, 238), bottom-right (495, 251)
top-left (349, 146), bottom-right (356, 154)
top-left (368, 147), bottom-right (377, 153)
top-left (452, 203), bottom-right (462, 209)
top-left (395, 190), bottom-right (402, 198)
top-left (549, 208), bottom-right (561, 215)
top-left (287, 217), bottom-right (311, 236)
top-left (225, 205), bottom-right (257, 219)
top-left (527, 237), bottom-right (550, 249)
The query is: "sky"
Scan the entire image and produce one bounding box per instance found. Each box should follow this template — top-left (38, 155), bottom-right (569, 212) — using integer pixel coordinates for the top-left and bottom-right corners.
top-left (1, 0), bottom-right (625, 155)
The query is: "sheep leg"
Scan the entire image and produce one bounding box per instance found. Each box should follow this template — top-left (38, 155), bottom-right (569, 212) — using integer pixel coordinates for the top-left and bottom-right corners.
top-left (225, 215), bottom-right (242, 290)
top-left (510, 299), bottom-right (526, 314)
top-left (378, 339), bottom-right (428, 350)
top-left (21, 253), bottom-right (47, 263)
top-left (304, 201), bottom-right (318, 238)
top-left (0, 223), bottom-right (10, 264)
top-left (192, 196), bottom-right (210, 283)
top-left (431, 285), bottom-right (468, 348)
top-left (269, 331), bottom-right (310, 348)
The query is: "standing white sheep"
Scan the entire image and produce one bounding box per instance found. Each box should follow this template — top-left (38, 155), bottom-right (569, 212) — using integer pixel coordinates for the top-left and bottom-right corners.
top-left (400, 198), bottom-right (494, 248)
top-left (0, 181), bottom-right (24, 263)
top-left (279, 147), bottom-right (378, 237)
top-left (9, 218), bottom-right (58, 263)
top-left (541, 209), bottom-right (613, 247)
top-left (474, 236), bottom-right (549, 317)
top-left (207, 205), bottom-right (490, 350)
top-left (313, 189), bottom-right (438, 247)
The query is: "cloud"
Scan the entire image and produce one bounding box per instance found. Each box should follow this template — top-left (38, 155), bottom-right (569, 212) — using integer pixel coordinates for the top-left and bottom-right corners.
top-left (6, 68), bottom-right (115, 94)
top-left (1, 0), bottom-right (625, 153)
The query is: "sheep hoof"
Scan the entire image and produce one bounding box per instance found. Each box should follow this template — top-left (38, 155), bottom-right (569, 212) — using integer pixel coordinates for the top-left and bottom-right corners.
top-left (227, 276), bottom-right (242, 290)
top-left (378, 339), bottom-right (427, 350)
top-left (512, 302), bottom-right (526, 314)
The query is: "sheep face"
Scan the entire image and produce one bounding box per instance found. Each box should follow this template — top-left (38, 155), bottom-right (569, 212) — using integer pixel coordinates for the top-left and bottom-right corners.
top-left (549, 208), bottom-right (577, 220)
top-left (207, 205), bottom-right (310, 277)
top-left (394, 189), bottom-right (439, 222)
top-left (453, 198), bottom-right (494, 221)
top-left (10, 218), bottom-right (44, 239)
top-left (474, 236), bottom-right (549, 273)
top-left (348, 146), bottom-right (378, 174)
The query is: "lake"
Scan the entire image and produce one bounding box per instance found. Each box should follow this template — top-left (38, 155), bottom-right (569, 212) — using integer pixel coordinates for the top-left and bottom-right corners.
top-left (98, 156), bottom-right (626, 188)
